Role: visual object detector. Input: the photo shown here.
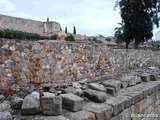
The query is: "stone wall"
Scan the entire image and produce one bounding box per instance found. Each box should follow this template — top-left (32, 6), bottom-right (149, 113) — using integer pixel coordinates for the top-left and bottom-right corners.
top-left (0, 14), bottom-right (61, 36)
top-left (0, 39), bottom-right (160, 119)
top-left (0, 40), bottom-right (160, 91)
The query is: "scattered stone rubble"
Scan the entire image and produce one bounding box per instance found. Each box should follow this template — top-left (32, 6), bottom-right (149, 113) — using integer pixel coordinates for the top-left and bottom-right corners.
top-left (0, 70), bottom-right (159, 120)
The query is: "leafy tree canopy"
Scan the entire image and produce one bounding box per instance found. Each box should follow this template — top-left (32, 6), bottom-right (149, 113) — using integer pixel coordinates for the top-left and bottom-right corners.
top-left (115, 0), bottom-right (160, 49)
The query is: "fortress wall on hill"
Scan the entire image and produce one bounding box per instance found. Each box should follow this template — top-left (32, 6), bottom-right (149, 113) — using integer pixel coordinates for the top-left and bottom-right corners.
top-left (0, 14), bottom-right (61, 36)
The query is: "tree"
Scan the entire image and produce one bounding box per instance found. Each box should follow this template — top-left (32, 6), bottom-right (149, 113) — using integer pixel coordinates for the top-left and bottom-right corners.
top-left (60, 26), bottom-right (62, 31)
top-left (114, 22), bottom-right (125, 44)
top-left (65, 26), bottom-right (67, 33)
top-left (73, 26), bottom-right (76, 34)
top-left (115, 0), bottom-right (160, 49)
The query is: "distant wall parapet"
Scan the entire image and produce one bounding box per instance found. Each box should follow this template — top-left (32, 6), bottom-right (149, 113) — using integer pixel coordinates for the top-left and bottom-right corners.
top-left (0, 14), bottom-right (61, 36)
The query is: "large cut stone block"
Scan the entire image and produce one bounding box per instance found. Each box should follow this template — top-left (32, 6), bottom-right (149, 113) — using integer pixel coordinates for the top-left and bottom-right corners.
top-left (41, 93), bottom-right (62, 115)
top-left (83, 89), bottom-right (108, 103)
top-left (83, 102), bottom-right (113, 120)
top-left (66, 110), bottom-right (96, 120)
top-left (102, 80), bottom-right (121, 92)
top-left (60, 93), bottom-right (83, 112)
top-left (21, 92), bottom-right (40, 115)
top-left (105, 95), bottom-right (126, 116)
top-left (121, 91), bottom-right (143, 104)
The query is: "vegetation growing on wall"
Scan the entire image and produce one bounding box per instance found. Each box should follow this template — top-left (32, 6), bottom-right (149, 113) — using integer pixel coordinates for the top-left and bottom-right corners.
top-left (65, 34), bottom-right (74, 41)
top-left (0, 29), bottom-right (57, 40)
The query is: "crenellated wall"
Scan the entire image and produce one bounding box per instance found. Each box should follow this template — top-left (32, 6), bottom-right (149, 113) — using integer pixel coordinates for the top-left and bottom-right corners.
top-left (0, 14), bottom-right (61, 36)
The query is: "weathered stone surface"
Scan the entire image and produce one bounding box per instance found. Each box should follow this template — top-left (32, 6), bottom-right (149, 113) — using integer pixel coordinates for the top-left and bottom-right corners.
top-left (0, 95), bottom-right (5, 102)
top-left (72, 82), bottom-right (82, 89)
top-left (41, 95), bottom-right (62, 115)
top-left (63, 87), bottom-right (83, 96)
top-left (141, 74), bottom-right (151, 82)
top-left (0, 111), bottom-right (12, 120)
top-left (16, 115), bottom-right (70, 120)
top-left (60, 93), bottom-right (83, 112)
top-left (106, 87), bottom-right (115, 95)
top-left (84, 89), bottom-right (107, 103)
top-left (66, 110), bottom-right (96, 120)
top-left (83, 102), bottom-right (113, 120)
top-left (150, 74), bottom-right (157, 81)
top-left (102, 80), bottom-right (121, 92)
top-left (11, 97), bottom-right (23, 110)
top-left (0, 101), bottom-right (10, 112)
top-left (88, 83), bottom-right (106, 92)
top-left (105, 95), bottom-right (131, 116)
top-left (121, 90), bottom-right (143, 104)
top-left (42, 92), bottom-right (55, 97)
top-left (21, 92), bottom-right (40, 115)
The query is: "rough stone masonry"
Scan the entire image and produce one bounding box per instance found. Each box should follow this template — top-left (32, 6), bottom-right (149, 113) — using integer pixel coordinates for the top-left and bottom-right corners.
top-left (0, 39), bottom-right (160, 120)
top-left (0, 14), bottom-right (61, 36)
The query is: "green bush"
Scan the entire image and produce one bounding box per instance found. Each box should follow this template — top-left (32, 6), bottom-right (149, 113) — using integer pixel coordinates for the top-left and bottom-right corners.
top-left (93, 37), bottom-right (97, 41)
top-left (1, 29), bottom-right (41, 40)
top-left (88, 38), bottom-right (92, 41)
top-left (105, 37), bottom-right (112, 41)
top-left (40, 36), bottom-right (49, 40)
top-left (93, 37), bottom-right (103, 43)
top-left (65, 34), bottom-right (74, 41)
top-left (50, 35), bottom-right (56, 40)
top-left (0, 30), bottom-right (4, 38)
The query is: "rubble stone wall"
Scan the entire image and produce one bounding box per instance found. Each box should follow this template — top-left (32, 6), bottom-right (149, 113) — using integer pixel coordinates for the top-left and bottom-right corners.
top-left (0, 40), bottom-right (160, 95)
top-left (0, 14), bottom-right (61, 36)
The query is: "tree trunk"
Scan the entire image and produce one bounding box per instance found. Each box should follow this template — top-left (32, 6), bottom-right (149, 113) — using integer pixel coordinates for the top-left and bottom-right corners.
top-left (134, 40), bottom-right (139, 49)
top-left (126, 42), bottom-right (129, 49)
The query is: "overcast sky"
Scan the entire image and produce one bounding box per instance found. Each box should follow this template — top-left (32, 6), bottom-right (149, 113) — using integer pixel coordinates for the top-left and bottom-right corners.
top-left (0, 0), bottom-right (159, 38)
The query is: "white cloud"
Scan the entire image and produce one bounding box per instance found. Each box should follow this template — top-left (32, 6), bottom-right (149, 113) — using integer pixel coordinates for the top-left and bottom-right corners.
top-left (0, 0), bottom-right (122, 36)
top-left (0, 0), bottom-right (15, 11)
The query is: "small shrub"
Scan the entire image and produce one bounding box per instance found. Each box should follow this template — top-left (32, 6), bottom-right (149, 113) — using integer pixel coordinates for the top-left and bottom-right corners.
top-left (93, 37), bottom-right (97, 41)
top-left (105, 37), bottom-right (112, 41)
top-left (93, 37), bottom-right (103, 43)
top-left (65, 34), bottom-right (74, 41)
top-left (41, 36), bottom-right (49, 40)
top-left (95, 39), bottom-right (103, 43)
top-left (50, 35), bottom-right (56, 40)
top-left (88, 38), bottom-right (91, 41)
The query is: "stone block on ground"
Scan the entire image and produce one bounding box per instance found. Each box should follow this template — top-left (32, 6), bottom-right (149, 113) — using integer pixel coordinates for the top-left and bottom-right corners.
top-left (83, 89), bottom-right (108, 103)
top-left (0, 111), bottom-right (12, 120)
top-left (121, 90), bottom-right (143, 104)
top-left (105, 95), bottom-right (131, 116)
top-left (120, 79), bottom-right (129, 88)
top-left (141, 74), bottom-right (151, 82)
top-left (0, 101), bottom-right (10, 112)
top-left (150, 74), bottom-right (157, 81)
top-left (21, 91), bottom-right (40, 115)
top-left (88, 83), bottom-right (106, 92)
top-left (60, 93), bottom-right (83, 112)
top-left (11, 97), bottom-right (23, 110)
top-left (102, 80), bottom-right (121, 92)
top-left (66, 110), bottom-right (96, 120)
top-left (83, 102), bottom-right (113, 120)
top-left (121, 75), bottom-right (141, 87)
top-left (106, 87), bottom-right (115, 95)
top-left (17, 115), bottom-right (70, 120)
top-left (63, 87), bottom-right (83, 96)
top-left (41, 93), bottom-right (62, 115)
top-left (0, 95), bottom-right (5, 102)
